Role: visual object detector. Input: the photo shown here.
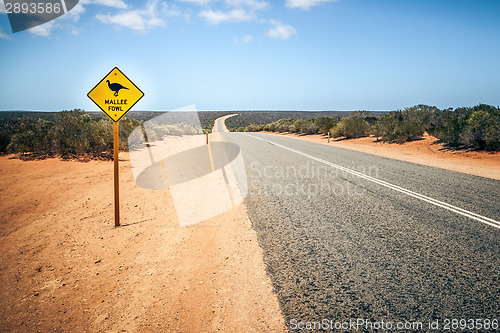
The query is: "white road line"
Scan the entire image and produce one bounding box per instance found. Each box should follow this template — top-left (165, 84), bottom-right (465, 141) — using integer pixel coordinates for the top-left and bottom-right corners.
top-left (244, 133), bottom-right (500, 230)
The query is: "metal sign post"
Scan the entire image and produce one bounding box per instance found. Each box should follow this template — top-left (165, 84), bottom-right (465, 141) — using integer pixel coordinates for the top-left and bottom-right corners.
top-left (87, 67), bottom-right (144, 227)
top-left (113, 121), bottom-right (120, 226)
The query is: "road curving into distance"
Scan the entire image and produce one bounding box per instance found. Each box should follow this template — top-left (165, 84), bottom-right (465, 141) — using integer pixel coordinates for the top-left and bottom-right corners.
top-left (214, 117), bottom-right (500, 330)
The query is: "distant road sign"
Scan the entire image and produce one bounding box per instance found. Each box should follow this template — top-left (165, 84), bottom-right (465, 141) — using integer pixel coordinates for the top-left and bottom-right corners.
top-left (87, 67), bottom-right (144, 122)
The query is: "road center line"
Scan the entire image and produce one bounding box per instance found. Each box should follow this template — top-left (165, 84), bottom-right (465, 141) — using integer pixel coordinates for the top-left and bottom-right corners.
top-left (244, 133), bottom-right (500, 230)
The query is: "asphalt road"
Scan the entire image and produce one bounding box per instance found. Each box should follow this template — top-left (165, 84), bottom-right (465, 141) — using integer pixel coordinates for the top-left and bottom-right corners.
top-left (213, 119), bottom-right (500, 331)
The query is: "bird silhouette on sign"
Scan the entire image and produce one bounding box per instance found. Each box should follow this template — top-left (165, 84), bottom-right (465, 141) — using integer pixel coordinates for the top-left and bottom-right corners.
top-left (106, 80), bottom-right (129, 97)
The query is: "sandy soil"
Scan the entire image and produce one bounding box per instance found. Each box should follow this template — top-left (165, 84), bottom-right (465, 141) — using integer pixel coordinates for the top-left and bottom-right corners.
top-left (0, 153), bottom-right (285, 332)
top-left (265, 132), bottom-right (500, 180)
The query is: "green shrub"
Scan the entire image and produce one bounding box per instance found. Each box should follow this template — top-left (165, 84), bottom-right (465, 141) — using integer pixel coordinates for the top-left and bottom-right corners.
top-left (275, 118), bottom-right (295, 132)
top-left (245, 124), bottom-right (265, 132)
top-left (377, 112), bottom-right (424, 143)
top-left (400, 105), bottom-right (439, 130)
top-left (370, 121), bottom-right (384, 140)
top-left (430, 104), bottom-right (500, 151)
top-left (0, 121), bottom-right (17, 154)
top-left (6, 109), bottom-right (142, 159)
top-left (316, 117), bottom-right (339, 135)
top-left (330, 118), bottom-right (370, 139)
top-left (8, 118), bottom-right (54, 157)
top-left (384, 121), bottom-right (424, 143)
top-left (119, 117), bottom-right (142, 149)
top-left (288, 119), bottom-right (319, 134)
top-left (265, 123), bottom-right (276, 132)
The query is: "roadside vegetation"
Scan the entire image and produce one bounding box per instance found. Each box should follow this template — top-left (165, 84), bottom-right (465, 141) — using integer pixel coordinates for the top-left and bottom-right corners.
top-left (1, 110), bottom-right (140, 159)
top-left (223, 111), bottom-right (362, 130)
top-left (234, 104), bottom-right (500, 151)
top-left (1, 104), bottom-right (498, 160)
top-left (0, 110), bottom-right (365, 160)
top-left (0, 110), bottom-right (220, 160)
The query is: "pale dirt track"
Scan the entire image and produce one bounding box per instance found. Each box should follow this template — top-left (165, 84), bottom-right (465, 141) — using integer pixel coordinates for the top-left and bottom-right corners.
top-left (0, 152), bottom-right (285, 332)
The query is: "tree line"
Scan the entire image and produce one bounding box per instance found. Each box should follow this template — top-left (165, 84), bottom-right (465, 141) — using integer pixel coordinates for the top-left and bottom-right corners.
top-left (0, 110), bottom-right (140, 159)
top-left (234, 104), bottom-right (500, 151)
top-left (1, 105), bottom-right (498, 160)
top-left (0, 109), bottom-right (210, 160)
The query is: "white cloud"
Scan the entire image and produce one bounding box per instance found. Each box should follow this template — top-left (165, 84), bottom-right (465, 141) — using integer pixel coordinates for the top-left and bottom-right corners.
top-left (65, 0), bottom-right (127, 21)
top-left (96, 0), bottom-right (175, 31)
top-left (225, 0), bottom-right (268, 10)
top-left (92, 0), bottom-right (128, 9)
top-left (66, 1), bottom-right (87, 21)
top-left (199, 8), bottom-right (254, 25)
top-left (183, 10), bottom-right (192, 21)
top-left (177, 0), bottom-right (214, 4)
top-left (21, 0), bottom-right (177, 36)
top-left (0, 29), bottom-right (12, 40)
top-left (241, 34), bottom-right (253, 43)
top-left (29, 21), bottom-right (56, 37)
top-left (25, 0), bottom-right (87, 36)
top-left (179, 0), bottom-right (268, 25)
top-left (234, 34), bottom-right (253, 43)
top-left (160, 2), bottom-right (183, 16)
top-left (286, 0), bottom-right (337, 10)
top-left (197, 0), bottom-right (268, 25)
top-left (266, 19), bottom-right (295, 40)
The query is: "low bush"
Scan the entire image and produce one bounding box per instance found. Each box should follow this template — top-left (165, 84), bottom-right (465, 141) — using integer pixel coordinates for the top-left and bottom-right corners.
top-left (330, 118), bottom-right (370, 139)
top-left (379, 113), bottom-right (424, 143)
top-left (430, 105), bottom-right (500, 151)
top-left (6, 109), bottom-right (141, 159)
top-left (8, 118), bottom-right (54, 157)
top-left (315, 116), bottom-right (339, 135)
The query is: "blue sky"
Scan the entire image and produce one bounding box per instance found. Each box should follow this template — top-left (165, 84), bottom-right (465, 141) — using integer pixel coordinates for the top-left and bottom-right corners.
top-left (0, 0), bottom-right (499, 111)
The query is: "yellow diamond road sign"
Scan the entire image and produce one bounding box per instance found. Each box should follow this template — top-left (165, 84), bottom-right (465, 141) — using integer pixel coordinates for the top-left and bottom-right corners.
top-left (87, 67), bottom-right (144, 122)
